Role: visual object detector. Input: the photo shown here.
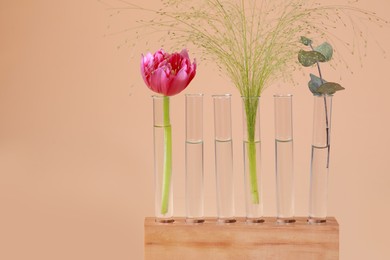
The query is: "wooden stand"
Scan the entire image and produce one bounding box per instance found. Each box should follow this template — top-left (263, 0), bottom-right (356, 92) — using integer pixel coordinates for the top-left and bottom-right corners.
top-left (144, 217), bottom-right (339, 260)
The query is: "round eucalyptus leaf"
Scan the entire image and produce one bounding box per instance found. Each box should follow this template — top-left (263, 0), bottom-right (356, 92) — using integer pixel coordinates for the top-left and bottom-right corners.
top-left (308, 73), bottom-right (326, 95)
top-left (314, 42), bottom-right (333, 61)
top-left (298, 50), bottom-right (326, 67)
top-left (317, 82), bottom-right (345, 94)
top-left (300, 36), bottom-right (312, 46)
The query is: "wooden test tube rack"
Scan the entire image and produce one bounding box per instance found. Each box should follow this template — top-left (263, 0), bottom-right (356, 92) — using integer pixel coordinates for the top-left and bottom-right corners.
top-left (144, 217), bottom-right (339, 260)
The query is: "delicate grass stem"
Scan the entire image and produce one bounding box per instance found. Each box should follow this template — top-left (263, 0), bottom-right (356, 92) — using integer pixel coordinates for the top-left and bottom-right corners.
top-left (248, 140), bottom-right (259, 203)
top-left (161, 96), bottom-right (172, 215)
top-left (244, 97), bottom-right (260, 204)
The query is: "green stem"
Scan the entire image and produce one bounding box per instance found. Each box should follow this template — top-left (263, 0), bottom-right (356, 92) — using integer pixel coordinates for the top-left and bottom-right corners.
top-left (310, 43), bottom-right (330, 169)
top-left (161, 96), bottom-right (172, 215)
top-left (248, 138), bottom-right (259, 204)
top-left (245, 98), bottom-right (260, 204)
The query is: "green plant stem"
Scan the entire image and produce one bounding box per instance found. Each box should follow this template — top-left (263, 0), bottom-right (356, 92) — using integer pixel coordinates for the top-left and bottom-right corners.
top-left (245, 98), bottom-right (259, 204)
top-left (161, 96), bottom-right (172, 215)
top-left (323, 96), bottom-right (330, 168)
top-left (310, 43), bottom-right (330, 169)
top-left (248, 138), bottom-right (259, 204)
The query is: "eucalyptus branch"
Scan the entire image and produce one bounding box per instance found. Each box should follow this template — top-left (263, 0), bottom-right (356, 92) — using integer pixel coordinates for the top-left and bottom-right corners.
top-left (300, 38), bottom-right (343, 169)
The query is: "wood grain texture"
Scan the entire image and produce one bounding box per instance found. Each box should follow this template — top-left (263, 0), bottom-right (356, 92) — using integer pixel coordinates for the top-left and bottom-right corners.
top-left (145, 217), bottom-right (339, 260)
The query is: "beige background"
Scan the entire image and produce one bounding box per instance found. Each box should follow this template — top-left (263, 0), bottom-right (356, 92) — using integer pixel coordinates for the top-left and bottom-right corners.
top-left (1, 0), bottom-right (389, 259)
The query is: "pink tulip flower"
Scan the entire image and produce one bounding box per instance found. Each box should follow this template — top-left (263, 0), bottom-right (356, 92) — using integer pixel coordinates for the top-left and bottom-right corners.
top-left (141, 49), bottom-right (196, 96)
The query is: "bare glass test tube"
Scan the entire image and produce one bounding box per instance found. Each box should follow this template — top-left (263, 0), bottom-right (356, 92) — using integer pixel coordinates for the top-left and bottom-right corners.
top-left (274, 94), bottom-right (295, 223)
top-left (213, 94), bottom-right (236, 223)
top-left (185, 94), bottom-right (205, 223)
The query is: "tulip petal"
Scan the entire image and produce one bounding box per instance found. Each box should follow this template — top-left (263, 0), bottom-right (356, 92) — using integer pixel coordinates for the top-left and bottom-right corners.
top-left (148, 67), bottom-right (171, 95)
top-left (180, 49), bottom-right (190, 60)
top-left (159, 68), bottom-right (172, 95)
top-left (188, 60), bottom-right (197, 82)
top-left (149, 68), bottom-right (164, 94)
top-left (140, 54), bottom-right (151, 87)
top-left (168, 65), bottom-right (190, 96)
